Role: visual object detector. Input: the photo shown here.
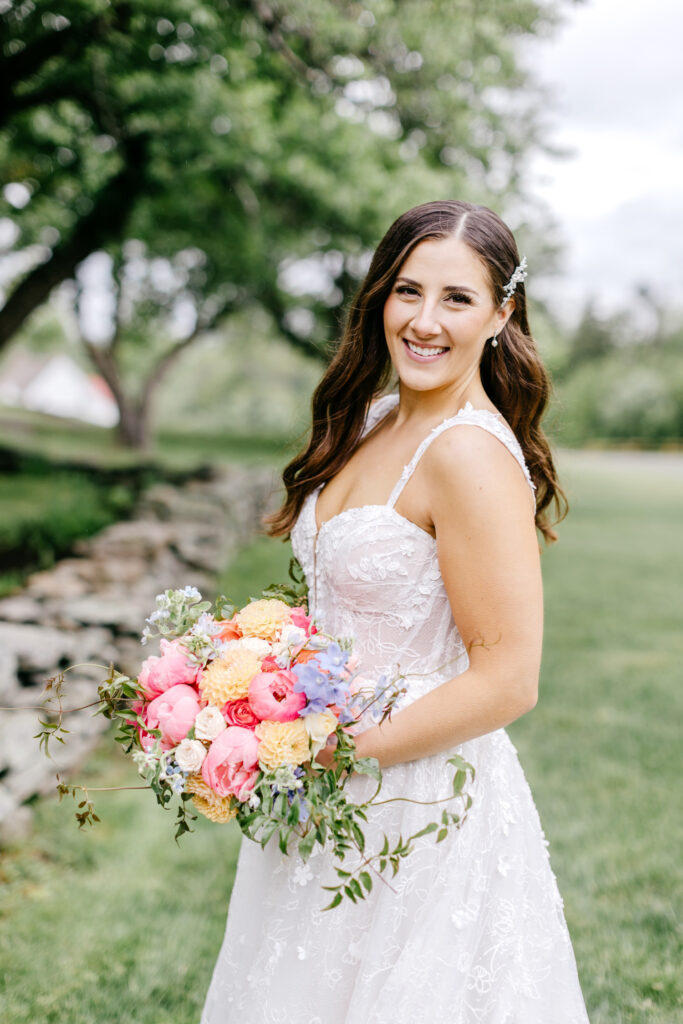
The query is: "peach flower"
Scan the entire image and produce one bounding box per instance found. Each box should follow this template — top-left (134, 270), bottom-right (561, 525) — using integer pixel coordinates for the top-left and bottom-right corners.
top-left (234, 599), bottom-right (292, 641)
top-left (255, 719), bottom-right (311, 770)
top-left (185, 774), bottom-right (237, 823)
top-left (199, 648), bottom-right (262, 706)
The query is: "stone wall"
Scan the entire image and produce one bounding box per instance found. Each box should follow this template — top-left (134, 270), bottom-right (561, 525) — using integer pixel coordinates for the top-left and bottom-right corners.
top-left (0, 462), bottom-right (277, 842)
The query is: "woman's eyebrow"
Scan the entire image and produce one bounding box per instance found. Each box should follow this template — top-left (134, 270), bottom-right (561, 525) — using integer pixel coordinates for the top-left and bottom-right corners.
top-left (396, 275), bottom-right (479, 295)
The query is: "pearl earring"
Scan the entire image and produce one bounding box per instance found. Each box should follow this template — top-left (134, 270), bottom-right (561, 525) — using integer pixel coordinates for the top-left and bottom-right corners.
top-left (491, 334), bottom-right (499, 348)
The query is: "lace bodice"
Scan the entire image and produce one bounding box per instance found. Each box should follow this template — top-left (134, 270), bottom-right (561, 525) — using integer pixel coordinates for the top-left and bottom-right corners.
top-left (290, 393), bottom-right (537, 710)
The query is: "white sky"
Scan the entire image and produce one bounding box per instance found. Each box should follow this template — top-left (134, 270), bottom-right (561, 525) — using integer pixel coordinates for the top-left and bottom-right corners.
top-left (525, 0), bottom-right (683, 321)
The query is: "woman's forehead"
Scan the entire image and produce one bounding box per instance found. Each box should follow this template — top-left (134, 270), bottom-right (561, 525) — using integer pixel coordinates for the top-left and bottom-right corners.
top-left (399, 235), bottom-right (489, 289)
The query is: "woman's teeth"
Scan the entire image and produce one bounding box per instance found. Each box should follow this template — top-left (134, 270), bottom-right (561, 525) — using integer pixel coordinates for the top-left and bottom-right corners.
top-left (405, 340), bottom-right (448, 357)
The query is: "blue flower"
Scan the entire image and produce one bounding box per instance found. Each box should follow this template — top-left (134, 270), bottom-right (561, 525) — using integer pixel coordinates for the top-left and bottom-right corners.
top-left (292, 659), bottom-right (348, 713)
top-left (315, 642), bottom-right (349, 675)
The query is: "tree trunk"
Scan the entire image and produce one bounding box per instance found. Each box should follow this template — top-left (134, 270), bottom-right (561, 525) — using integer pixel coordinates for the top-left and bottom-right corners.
top-left (0, 135), bottom-right (148, 353)
top-left (116, 400), bottom-right (150, 450)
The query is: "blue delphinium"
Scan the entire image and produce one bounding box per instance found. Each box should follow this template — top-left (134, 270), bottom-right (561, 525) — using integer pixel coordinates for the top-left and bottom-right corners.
top-left (291, 645), bottom-right (351, 714)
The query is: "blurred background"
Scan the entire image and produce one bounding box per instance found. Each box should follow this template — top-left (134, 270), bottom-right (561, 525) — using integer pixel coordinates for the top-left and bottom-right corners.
top-left (0, 2), bottom-right (681, 1022)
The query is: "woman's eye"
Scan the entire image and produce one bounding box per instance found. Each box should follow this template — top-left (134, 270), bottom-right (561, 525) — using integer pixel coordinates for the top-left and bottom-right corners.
top-left (447, 292), bottom-right (472, 304)
top-left (395, 285), bottom-right (419, 297)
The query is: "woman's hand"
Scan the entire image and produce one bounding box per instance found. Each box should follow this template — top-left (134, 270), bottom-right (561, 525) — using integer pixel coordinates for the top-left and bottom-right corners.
top-left (313, 733), bottom-right (339, 769)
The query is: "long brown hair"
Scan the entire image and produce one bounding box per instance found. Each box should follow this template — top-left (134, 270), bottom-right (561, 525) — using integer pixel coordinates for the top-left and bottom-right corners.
top-left (267, 200), bottom-right (567, 543)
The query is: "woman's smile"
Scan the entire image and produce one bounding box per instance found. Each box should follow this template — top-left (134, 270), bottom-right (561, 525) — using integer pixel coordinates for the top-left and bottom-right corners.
top-left (403, 338), bottom-right (450, 361)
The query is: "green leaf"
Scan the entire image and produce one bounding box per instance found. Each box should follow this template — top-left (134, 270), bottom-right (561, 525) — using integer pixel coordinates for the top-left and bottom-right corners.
top-left (412, 822), bottom-right (439, 840)
top-left (287, 798), bottom-right (300, 827)
top-left (298, 830), bottom-right (316, 862)
top-left (437, 827), bottom-right (449, 843)
top-left (349, 877), bottom-right (364, 900)
top-left (343, 884), bottom-right (357, 904)
top-left (322, 892), bottom-right (343, 912)
top-left (359, 871), bottom-right (373, 893)
top-left (354, 756), bottom-right (382, 782)
top-left (351, 822), bottom-right (365, 853)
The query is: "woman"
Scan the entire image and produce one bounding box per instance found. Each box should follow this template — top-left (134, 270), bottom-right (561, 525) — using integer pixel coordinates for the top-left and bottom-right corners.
top-left (201, 201), bottom-right (590, 1022)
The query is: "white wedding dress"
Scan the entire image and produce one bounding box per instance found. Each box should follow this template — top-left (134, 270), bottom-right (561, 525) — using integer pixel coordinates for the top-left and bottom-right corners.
top-left (201, 394), bottom-right (590, 1023)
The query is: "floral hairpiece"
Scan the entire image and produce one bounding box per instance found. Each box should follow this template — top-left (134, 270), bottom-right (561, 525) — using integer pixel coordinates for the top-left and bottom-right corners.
top-left (500, 256), bottom-right (528, 306)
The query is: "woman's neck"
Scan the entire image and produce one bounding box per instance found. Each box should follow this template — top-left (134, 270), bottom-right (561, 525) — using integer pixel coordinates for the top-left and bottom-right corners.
top-left (393, 375), bottom-right (493, 429)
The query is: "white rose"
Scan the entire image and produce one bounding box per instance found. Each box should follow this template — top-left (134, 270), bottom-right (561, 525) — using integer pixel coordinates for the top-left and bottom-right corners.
top-left (303, 710), bottom-right (338, 756)
top-left (222, 637), bottom-right (272, 660)
top-left (194, 705), bottom-right (227, 741)
top-left (239, 636), bottom-right (272, 659)
top-left (272, 625), bottom-right (307, 657)
top-left (175, 739), bottom-right (207, 773)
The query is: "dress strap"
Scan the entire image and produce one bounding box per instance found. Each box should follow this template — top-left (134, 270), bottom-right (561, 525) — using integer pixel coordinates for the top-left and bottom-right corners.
top-left (387, 401), bottom-right (537, 510)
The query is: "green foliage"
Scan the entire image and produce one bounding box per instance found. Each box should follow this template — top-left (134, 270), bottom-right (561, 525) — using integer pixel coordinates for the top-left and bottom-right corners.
top-left (0, 468), bottom-right (134, 587)
top-left (549, 302), bottom-right (683, 446)
top-left (1, 0), bottom-right (574, 445)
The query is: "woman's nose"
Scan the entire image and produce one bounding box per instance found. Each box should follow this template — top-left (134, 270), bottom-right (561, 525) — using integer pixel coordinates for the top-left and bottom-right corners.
top-left (410, 303), bottom-right (443, 338)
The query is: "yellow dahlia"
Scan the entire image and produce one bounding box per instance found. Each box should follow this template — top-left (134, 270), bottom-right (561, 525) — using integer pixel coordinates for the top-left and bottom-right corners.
top-left (255, 718), bottom-right (311, 770)
top-left (185, 774), bottom-right (237, 823)
top-left (199, 648), bottom-right (262, 705)
top-left (234, 598), bottom-right (292, 641)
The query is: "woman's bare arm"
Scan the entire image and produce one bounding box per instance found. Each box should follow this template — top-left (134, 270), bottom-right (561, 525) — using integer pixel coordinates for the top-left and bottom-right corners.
top-left (347, 425), bottom-right (543, 769)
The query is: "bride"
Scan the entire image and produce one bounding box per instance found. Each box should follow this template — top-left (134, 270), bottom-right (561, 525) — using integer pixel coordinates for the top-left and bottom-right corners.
top-left (200, 200), bottom-right (590, 1023)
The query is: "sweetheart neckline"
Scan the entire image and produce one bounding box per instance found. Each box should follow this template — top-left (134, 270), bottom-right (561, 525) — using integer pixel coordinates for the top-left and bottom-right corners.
top-left (310, 490), bottom-right (437, 543)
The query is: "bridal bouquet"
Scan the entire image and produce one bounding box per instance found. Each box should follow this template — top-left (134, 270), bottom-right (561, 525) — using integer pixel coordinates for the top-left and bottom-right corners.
top-left (38, 576), bottom-right (474, 909)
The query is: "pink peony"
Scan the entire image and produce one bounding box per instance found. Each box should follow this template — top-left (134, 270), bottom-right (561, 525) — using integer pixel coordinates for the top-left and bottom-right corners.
top-left (248, 669), bottom-right (306, 722)
top-left (137, 639), bottom-right (201, 699)
top-left (290, 606), bottom-right (315, 636)
top-left (143, 683), bottom-right (201, 750)
top-left (202, 726), bottom-right (260, 800)
top-left (223, 698), bottom-right (261, 729)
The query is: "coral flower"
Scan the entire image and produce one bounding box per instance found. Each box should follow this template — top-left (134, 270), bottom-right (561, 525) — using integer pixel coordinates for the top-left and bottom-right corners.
top-left (202, 726), bottom-right (261, 800)
top-left (248, 670), bottom-right (306, 722)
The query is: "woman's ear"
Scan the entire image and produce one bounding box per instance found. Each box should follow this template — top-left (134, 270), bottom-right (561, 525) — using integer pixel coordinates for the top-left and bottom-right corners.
top-left (496, 297), bottom-right (515, 333)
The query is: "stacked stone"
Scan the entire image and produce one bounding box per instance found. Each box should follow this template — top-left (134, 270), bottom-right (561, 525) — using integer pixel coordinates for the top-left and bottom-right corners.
top-left (0, 463), bottom-right (276, 842)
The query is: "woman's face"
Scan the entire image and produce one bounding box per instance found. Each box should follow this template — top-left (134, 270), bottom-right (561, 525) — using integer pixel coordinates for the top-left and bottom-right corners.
top-left (382, 234), bottom-right (509, 395)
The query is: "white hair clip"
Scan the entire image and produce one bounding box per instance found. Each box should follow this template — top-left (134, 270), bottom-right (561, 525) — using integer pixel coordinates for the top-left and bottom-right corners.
top-left (500, 256), bottom-right (528, 306)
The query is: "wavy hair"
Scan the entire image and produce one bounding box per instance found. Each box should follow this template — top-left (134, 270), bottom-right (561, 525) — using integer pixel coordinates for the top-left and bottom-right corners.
top-left (267, 200), bottom-right (567, 543)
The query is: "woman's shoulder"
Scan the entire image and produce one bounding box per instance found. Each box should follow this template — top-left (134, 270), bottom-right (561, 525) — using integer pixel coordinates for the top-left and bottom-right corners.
top-left (421, 408), bottom-right (536, 509)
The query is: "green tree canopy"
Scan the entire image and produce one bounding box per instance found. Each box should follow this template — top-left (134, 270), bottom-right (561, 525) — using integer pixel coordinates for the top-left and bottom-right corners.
top-left (1, 0), bottom-right (575, 444)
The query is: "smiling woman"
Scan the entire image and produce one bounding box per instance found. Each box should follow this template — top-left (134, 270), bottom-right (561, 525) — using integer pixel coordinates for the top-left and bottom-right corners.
top-left (200, 201), bottom-right (588, 1024)
top-left (383, 235), bottom-right (512, 378)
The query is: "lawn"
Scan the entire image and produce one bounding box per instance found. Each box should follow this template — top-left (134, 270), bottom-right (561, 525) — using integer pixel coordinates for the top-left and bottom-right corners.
top-left (0, 450), bottom-right (681, 1023)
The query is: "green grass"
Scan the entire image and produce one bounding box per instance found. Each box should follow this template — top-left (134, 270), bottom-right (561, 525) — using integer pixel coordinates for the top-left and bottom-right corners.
top-left (508, 450), bottom-right (683, 1022)
top-left (1, 451), bottom-right (681, 1022)
top-left (0, 745), bottom-right (239, 1024)
top-left (0, 404), bottom-right (295, 470)
top-left (0, 471), bottom-right (134, 596)
top-left (215, 533), bottom-right (294, 609)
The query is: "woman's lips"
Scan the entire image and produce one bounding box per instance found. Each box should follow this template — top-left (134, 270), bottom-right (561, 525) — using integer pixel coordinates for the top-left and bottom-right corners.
top-left (402, 338), bottom-right (449, 362)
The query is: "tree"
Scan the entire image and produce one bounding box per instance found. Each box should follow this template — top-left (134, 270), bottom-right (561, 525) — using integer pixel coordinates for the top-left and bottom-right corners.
top-left (1, 0), bottom-right (576, 446)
